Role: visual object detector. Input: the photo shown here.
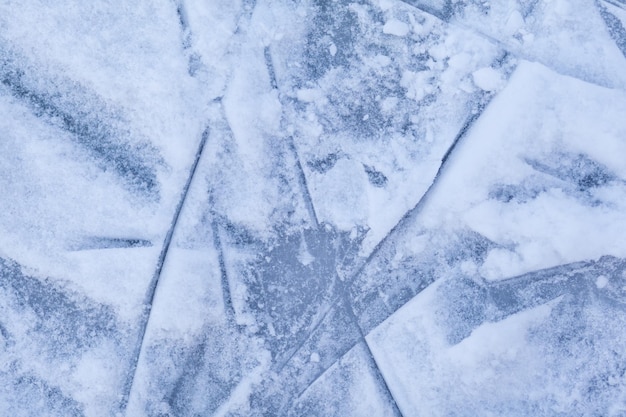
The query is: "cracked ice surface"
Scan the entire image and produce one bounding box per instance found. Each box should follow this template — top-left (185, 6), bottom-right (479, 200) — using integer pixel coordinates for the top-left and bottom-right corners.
top-left (2, 0), bottom-right (626, 416)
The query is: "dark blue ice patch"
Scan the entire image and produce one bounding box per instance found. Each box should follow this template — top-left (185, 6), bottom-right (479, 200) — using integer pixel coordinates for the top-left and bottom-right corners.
top-left (488, 182), bottom-right (546, 203)
top-left (66, 236), bottom-right (152, 251)
top-left (598, 1), bottom-right (626, 58)
top-left (524, 152), bottom-right (616, 192)
top-left (2, 373), bottom-right (86, 417)
top-left (307, 153), bottom-right (339, 174)
top-left (0, 44), bottom-right (162, 200)
top-left (363, 164), bottom-right (388, 187)
top-left (318, 74), bottom-right (408, 138)
top-left (264, 46), bottom-right (279, 90)
top-left (0, 257), bottom-right (121, 356)
top-left (435, 256), bottom-right (626, 346)
top-left (243, 228), bottom-right (340, 356)
top-left (213, 215), bottom-right (263, 247)
top-left (214, 221), bottom-right (364, 360)
top-left (304, 0), bottom-right (358, 81)
top-left (0, 322), bottom-right (9, 342)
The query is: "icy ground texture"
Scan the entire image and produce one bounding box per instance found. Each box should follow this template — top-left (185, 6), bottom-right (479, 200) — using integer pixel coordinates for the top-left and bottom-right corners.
top-left (1, 0), bottom-right (626, 416)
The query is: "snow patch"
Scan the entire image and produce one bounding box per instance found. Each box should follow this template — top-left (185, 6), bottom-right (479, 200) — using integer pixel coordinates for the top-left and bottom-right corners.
top-left (383, 19), bottom-right (410, 37)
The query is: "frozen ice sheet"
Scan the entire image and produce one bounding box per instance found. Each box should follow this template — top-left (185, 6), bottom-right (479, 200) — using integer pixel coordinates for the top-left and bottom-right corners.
top-left (2, 0), bottom-right (626, 415)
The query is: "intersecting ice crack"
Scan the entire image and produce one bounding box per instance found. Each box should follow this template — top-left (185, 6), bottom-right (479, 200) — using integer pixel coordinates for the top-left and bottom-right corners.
top-left (261, 101), bottom-right (493, 414)
top-left (121, 127), bottom-right (209, 411)
top-left (123, 0), bottom-right (265, 412)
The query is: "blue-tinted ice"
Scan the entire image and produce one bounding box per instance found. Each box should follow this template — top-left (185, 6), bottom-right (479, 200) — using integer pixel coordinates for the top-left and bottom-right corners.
top-left (2, 0), bottom-right (626, 416)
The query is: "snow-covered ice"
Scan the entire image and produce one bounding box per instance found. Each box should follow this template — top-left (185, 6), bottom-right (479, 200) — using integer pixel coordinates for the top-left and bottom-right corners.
top-left (1, 0), bottom-right (626, 415)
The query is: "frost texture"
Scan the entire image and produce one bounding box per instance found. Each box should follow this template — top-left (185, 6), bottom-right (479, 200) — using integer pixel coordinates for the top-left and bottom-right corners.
top-left (1, 0), bottom-right (626, 416)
